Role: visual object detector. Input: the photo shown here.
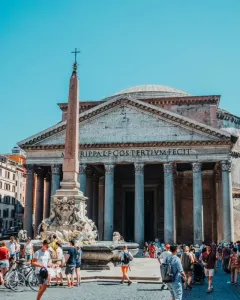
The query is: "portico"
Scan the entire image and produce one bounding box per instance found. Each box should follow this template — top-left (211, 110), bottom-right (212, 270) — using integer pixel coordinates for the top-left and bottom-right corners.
top-left (18, 84), bottom-right (240, 244)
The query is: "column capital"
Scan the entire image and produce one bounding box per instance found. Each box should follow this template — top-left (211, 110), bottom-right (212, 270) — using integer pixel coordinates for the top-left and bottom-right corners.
top-left (79, 163), bottom-right (87, 174)
top-left (221, 160), bottom-right (232, 172)
top-left (163, 163), bottom-right (174, 173)
top-left (192, 162), bottom-right (202, 173)
top-left (51, 164), bottom-right (61, 175)
top-left (25, 164), bottom-right (35, 175)
top-left (134, 162), bottom-right (144, 173)
top-left (104, 163), bottom-right (114, 175)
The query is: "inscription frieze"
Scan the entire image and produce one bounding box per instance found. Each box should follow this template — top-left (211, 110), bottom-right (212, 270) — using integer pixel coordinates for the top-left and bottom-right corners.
top-left (61, 148), bottom-right (192, 158)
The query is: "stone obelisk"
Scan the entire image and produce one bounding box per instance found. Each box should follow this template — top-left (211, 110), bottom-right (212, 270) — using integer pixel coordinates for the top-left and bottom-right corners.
top-left (54, 57), bottom-right (85, 201)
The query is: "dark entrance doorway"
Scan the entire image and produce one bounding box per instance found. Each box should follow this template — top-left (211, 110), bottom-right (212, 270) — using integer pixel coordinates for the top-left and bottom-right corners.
top-left (125, 191), bottom-right (134, 242)
top-left (144, 191), bottom-right (154, 242)
top-left (124, 190), bottom-right (155, 242)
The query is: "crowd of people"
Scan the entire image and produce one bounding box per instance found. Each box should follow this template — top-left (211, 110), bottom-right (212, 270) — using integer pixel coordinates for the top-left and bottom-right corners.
top-left (1, 235), bottom-right (240, 300)
top-left (144, 240), bottom-right (240, 300)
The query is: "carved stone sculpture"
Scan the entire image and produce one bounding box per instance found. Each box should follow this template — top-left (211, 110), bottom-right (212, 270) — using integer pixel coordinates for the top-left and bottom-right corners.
top-left (39, 196), bottom-right (98, 244)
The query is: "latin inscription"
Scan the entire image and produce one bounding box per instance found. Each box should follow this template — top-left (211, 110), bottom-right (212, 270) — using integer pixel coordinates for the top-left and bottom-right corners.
top-left (61, 148), bottom-right (191, 158)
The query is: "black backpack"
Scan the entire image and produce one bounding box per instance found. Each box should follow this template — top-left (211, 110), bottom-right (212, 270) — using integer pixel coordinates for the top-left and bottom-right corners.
top-left (123, 251), bottom-right (131, 264)
top-left (160, 256), bottom-right (176, 283)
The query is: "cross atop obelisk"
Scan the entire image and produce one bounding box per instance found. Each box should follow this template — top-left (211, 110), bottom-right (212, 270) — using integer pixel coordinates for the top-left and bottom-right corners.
top-left (71, 48), bottom-right (81, 64)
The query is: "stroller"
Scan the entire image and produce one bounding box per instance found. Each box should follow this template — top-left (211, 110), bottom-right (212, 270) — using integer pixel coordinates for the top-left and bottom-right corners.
top-left (192, 262), bottom-right (205, 284)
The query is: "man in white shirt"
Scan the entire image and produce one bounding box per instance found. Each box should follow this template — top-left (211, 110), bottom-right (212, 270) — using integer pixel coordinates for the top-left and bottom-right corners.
top-left (8, 236), bottom-right (16, 261)
top-left (32, 240), bottom-right (51, 300)
top-left (158, 244), bottom-right (171, 264)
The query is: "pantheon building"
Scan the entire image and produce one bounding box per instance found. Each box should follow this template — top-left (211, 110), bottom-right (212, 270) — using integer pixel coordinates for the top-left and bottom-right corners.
top-left (18, 79), bottom-right (240, 245)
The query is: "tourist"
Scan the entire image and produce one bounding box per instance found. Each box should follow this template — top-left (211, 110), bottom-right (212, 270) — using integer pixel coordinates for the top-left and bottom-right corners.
top-left (158, 244), bottom-right (171, 264)
top-left (149, 243), bottom-right (157, 258)
top-left (202, 244), bottom-right (217, 293)
top-left (0, 241), bottom-right (10, 284)
top-left (165, 244), bottom-right (186, 300)
top-left (222, 243), bottom-right (231, 272)
top-left (120, 245), bottom-right (133, 286)
top-left (15, 238), bottom-right (21, 261)
top-left (143, 242), bottom-right (149, 257)
top-left (200, 241), bottom-right (206, 254)
top-left (55, 241), bottom-right (64, 286)
top-left (7, 236), bottom-right (16, 261)
top-left (50, 234), bottom-right (58, 253)
top-left (75, 243), bottom-right (82, 286)
top-left (217, 243), bottom-right (223, 260)
top-left (32, 239), bottom-right (50, 300)
top-left (65, 240), bottom-right (78, 288)
top-left (228, 247), bottom-right (240, 285)
top-left (181, 245), bottom-right (195, 290)
top-left (24, 237), bottom-right (34, 262)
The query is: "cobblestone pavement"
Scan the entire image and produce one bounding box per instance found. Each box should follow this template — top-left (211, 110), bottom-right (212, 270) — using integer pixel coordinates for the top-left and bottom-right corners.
top-left (0, 264), bottom-right (240, 300)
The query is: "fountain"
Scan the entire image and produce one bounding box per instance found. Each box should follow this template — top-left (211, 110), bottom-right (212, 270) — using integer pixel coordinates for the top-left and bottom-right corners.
top-left (31, 51), bottom-right (139, 270)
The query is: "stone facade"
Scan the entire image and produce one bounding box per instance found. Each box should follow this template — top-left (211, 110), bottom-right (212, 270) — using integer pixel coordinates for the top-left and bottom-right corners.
top-left (18, 84), bottom-right (240, 243)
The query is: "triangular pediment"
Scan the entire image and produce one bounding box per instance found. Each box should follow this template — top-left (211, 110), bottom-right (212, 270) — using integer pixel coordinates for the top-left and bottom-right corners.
top-left (18, 96), bottom-right (233, 148)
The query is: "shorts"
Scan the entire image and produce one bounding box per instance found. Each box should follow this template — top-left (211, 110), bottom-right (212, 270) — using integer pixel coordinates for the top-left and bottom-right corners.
top-left (25, 254), bottom-right (32, 260)
top-left (37, 274), bottom-right (48, 285)
top-left (76, 262), bottom-right (81, 269)
top-left (0, 260), bottom-right (9, 268)
top-left (65, 264), bottom-right (76, 275)
top-left (204, 268), bottom-right (214, 277)
top-left (121, 266), bottom-right (129, 276)
top-left (167, 281), bottom-right (183, 300)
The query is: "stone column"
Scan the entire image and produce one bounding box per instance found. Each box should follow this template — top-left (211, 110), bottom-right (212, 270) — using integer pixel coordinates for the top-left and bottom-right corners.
top-left (134, 163), bottom-right (144, 246)
top-left (43, 173), bottom-right (51, 219)
top-left (98, 176), bottom-right (105, 240)
top-left (192, 162), bottom-right (203, 245)
top-left (215, 165), bottom-right (223, 242)
top-left (164, 163), bottom-right (174, 244)
top-left (104, 164), bottom-right (114, 241)
top-left (86, 167), bottom-right (93, 219)
top-left (221, 160), bottom-right (234, 242)
top-left (79, 163), bottom-right (87, 195)
top-left (50, 164), bottom-right (61, 208)
top-left (92, 174), bottom-right (99, 224)
top-left (24, 164), bottom-right (34, 238)
top-left (34, 167), bottom-right (45, 236)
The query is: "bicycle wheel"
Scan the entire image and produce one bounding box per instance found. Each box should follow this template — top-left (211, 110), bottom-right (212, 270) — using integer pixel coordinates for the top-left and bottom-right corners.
top-left (8, 271), bottom-right (26, 292)
top-left (27, 271), bottom-right (40, 291)
top-left (3, 270), bottom-right (11, 289)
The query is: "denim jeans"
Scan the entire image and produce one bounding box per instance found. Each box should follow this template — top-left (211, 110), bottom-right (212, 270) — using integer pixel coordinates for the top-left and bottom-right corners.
top-left (167, 280), bottom-right (183, 300)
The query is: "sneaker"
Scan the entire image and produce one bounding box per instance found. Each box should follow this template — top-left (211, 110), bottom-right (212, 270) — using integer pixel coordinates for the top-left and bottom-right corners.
top-left (207, 288), bottom-right (213, 293)
top-left (120, 281), bottom-right (124, 284)
top-left (59, 283), bottom-right (63, 287)
top-left (128, 281), bottom-right (132, 286)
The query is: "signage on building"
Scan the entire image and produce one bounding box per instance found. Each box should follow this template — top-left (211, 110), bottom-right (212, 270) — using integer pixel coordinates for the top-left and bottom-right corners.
top-left (67, 148), bottom-right (192, 158)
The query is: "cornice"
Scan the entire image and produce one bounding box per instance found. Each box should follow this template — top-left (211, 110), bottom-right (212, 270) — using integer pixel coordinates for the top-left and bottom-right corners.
top-left (58, 95), bottom-right (220, 112)
top-left (20, 140), bottom-right (231, 150)
top-left (217, 109), bottom-right (240, 124)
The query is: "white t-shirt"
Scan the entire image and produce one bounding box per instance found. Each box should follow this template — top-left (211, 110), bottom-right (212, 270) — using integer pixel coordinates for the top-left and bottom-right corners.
top-left (56, 247), bottom-right (63, 260)
top-left (34, 249), bottom-right (51, 274)
top-left (159, 250), bottom-right (171, 263)
top-left (120, 250), bottom-right (133, 266)
top-left (25, 243), bottom-right (32, 255)
top-left (8, 241), bottom-right (16, 255)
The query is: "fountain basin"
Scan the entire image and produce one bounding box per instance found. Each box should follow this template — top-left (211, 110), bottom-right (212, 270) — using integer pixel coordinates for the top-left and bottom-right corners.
top-left (31, 240), bottom-right (139, 270)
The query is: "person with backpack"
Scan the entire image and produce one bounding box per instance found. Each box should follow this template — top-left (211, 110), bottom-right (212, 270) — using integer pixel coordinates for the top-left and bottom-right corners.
top-left (161, 244), bottom-right (186, 300)
top-left (181, 245), bottom-right (195, 290)
top-left (120, 245), bottom-right (133, 286)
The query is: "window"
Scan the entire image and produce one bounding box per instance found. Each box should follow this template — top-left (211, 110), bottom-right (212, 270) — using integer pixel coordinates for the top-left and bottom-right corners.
top-left (0, 168), bottom-right (2, 177)
top-left (11, 209), bottom-right (15, 218)
top-left (12, 186), bottom-right (15, 192)
top-left (0, 182), bottom-right (2, 189)
top-left (13, 174), bottom-right (15, 181)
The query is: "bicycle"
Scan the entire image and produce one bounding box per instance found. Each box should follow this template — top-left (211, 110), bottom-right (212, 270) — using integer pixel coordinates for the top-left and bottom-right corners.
top-left (6, 259), bottom-right (40, 292)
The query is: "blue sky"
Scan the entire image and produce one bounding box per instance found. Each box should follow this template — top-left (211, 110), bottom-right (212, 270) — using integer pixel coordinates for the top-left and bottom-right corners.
top-left (0, 0), bottom-right (240, 153)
